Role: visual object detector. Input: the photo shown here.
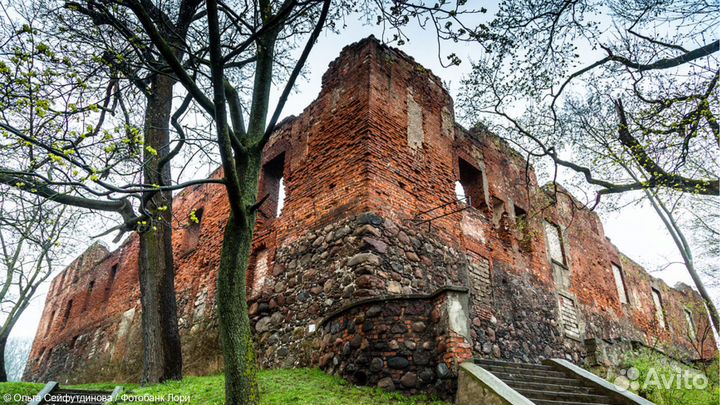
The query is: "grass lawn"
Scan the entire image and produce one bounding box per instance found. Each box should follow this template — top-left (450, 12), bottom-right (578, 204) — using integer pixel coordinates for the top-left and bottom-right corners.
top-left (0, 369), bottom-right (449, 405)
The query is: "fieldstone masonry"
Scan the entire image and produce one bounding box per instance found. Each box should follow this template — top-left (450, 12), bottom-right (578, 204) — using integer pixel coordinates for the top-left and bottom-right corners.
top-left (24, 37), bottom-right (716, 398)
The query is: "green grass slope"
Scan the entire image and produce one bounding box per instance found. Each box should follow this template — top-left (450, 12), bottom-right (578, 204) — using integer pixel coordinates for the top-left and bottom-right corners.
top-left (0, 369), bottom-right (449, 405)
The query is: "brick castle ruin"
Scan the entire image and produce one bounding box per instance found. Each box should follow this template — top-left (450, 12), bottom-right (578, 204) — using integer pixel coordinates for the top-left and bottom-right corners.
top-left (24, 37), bottom-right (717, 396)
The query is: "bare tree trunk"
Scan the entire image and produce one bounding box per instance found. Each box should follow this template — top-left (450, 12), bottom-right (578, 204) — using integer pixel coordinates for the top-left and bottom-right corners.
top-left (643, 189), bottom-right (720, 335)
top-left (0, 334), bottom-right (7, 382)
top-left (138, 73), bottom-right (182, 384)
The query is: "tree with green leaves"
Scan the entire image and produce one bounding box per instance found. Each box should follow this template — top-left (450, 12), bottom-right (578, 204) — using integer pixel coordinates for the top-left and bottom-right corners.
top-left (461, 0), bottom-right (718, 198)
top-left (4, 0), bottom-right (485, 400)
top-left (0, 3), bottom-right (218, 383)
top-left (67, 0), bottom-right (483, 402)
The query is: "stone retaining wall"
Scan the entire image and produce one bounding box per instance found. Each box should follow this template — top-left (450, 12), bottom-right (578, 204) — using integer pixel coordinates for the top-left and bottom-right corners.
top-left (317, 288), bottom-right (472, 398)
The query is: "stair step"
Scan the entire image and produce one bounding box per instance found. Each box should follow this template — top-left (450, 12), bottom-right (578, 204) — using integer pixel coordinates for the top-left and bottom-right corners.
top-left (479, 364), bottom-right (568, 378)
top-left (516, 388), bottom-right (614, 403)
top-left (531, 401), bottom-right (616, 405)
top-left (467, 360), bottom-right (637, 405)
top-left (504, 380), bottom-right (599, 394)
top-left (492, 371), bottom-right (586, 386)
top-left (475, 359), bottom-right (556, 371)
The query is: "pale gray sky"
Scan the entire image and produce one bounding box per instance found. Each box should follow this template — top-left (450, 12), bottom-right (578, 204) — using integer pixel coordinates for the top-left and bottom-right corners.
top-left (11, 13), bottom-right (717, 343)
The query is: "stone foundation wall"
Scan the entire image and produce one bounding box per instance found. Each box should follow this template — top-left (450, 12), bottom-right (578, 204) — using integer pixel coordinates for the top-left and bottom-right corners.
top-left (317, 288), bottom-right (471, 398)
top-left (248, 211), bottom-right (470, 370)
top-left (471, 259), bottom-right (585, 364)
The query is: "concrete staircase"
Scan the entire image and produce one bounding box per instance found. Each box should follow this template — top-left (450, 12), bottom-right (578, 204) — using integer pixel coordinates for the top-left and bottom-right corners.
top-left (474, 359), bottom-right (630, 405)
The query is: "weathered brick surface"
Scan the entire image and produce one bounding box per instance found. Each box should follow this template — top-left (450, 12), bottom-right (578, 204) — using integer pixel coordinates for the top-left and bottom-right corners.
top-left (24, 37), bottom-right (716, 392)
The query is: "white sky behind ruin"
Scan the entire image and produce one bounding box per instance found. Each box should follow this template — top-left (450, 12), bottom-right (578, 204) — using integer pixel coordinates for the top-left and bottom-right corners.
top-left (11, 10), bottom-right (718, 345)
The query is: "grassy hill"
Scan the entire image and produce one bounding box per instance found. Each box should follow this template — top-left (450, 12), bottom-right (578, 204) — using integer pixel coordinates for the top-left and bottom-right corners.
top-left (0, 369), bottom-right (449, 405)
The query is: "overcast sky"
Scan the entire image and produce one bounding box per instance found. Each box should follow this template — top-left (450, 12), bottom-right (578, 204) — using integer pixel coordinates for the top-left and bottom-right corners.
top-left (10, 12), bottom-right (717, 341)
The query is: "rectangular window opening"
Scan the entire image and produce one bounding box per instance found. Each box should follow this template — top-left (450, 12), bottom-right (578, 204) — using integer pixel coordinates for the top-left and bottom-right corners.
top-left (277, 177), bottom-right (285, 217)
top-left (684, 309), bottom-right (696, 340)
top-left (544, 220), bottom-right (566, 266)
top-left (105, 264), bottom-right (119, 295)
top-left (457, 158), bottom-right (485, 209)
top-left (63, 300), bottom-right (73, 326)
top-left (262, 153), bottom-right (286, 218)
top-left (44, 310), bottom-right (56, 337)
top-left (514, 205), bottom-right (527, 224)
top-left (612, 264), bottom-right (629, 305)
top-left (651, 288), bottom-right (666, 329)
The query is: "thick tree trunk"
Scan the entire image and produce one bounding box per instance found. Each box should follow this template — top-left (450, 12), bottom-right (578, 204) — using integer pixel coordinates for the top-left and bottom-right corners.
top-left (217, 154), bottom-right (261, 405)
top-left (138, 74), bottom-right (183, 384)
top-left (0, 335), bottom-right (7, 382)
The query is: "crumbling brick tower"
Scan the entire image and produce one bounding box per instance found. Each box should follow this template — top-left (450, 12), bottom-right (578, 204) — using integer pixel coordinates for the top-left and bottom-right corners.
top-left (25, 37), bottom-right (716, 396)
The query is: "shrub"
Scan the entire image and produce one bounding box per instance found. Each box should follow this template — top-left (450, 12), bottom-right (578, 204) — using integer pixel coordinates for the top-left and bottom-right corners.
top-left (619, 350), bottom-right (718, 405)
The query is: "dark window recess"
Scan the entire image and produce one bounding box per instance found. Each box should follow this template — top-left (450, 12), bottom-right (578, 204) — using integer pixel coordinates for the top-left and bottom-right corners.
top-left (190, 207), bottom-right (204, 226)
top-left (69, 335), bottom-right (79, 350)
top-left (514, 205), bottom-right (527, 224)
top-left (63, 300), bottom-right (73, 326)
top-left (457, 158), bottom-right (485, 209)
top-left (105, 264), bottom-right (119, 296)
top-left (44, 310), bottom-right (56, 337)
top-left (514, 205), bottom-right (531, 250)
top-left (261, 153), bottom-right (286, 218)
